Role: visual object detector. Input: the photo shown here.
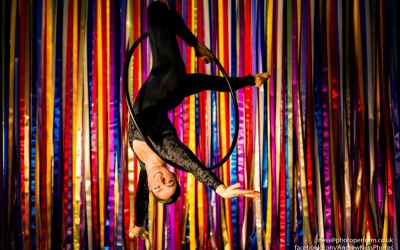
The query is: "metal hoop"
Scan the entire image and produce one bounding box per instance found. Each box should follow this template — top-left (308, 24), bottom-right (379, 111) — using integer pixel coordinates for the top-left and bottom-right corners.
top-left (123, 33), bottom-right (239, 170)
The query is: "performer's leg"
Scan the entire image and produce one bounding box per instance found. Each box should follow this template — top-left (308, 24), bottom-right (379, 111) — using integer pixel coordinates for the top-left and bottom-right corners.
top-left (181, 73), bottom-right (255, 97)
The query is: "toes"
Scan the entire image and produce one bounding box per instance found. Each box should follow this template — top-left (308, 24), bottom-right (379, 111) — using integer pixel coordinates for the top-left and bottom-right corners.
top-left (259, 72), bottom-right (270, 80)
top-left (253, 72), bottom-right (270, 87)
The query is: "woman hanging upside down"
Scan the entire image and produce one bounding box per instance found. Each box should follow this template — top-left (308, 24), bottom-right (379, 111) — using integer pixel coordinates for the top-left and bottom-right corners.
top-left (128, 1), bottom-right (270, 239)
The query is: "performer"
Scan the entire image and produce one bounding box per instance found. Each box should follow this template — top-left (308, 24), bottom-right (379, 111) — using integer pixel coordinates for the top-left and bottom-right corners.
top-left (128, 1), bottom-right (269, 239)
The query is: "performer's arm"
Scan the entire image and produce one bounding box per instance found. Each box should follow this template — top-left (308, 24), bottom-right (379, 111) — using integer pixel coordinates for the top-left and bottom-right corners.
top-left (154, 132), bottom-right (259, 199)
top-left (170, 8), bottom-right (198, 47)
top-left (170, 6), bottom-right (213, 63)
top-left (186, 163), bottom-right (259, 198)
top-left (187, 164), bottom-right (225, 191)
top-left (135, 168), bottom-right (149, 227)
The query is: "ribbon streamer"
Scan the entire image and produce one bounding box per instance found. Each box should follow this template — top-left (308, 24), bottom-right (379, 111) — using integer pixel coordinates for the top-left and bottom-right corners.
top-left (1, 0), bottom-right (399, 249)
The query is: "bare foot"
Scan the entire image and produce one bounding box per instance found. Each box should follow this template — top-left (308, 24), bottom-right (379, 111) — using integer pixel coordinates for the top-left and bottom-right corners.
top-left (253, 72), bottom-right (270, 87)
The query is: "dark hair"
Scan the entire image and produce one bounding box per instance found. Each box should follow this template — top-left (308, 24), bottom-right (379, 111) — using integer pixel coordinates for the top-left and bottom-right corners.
top-left (152, 173), bottom-right (181, 205)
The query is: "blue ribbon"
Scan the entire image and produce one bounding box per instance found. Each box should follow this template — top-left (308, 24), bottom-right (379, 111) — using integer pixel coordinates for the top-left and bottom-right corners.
top-left (210, 4), bottom-right (219, 168)
top-left (29, 0), bottom-right (43, 247)
top-left (210, 94), bottom-right (218, 163)
top-left (51, 0), bottom-right (64, 248)
top-left (285, 65), bottom-right (290, 248)
top-left (229, 0), bottom-right (239, 248)
top-left (87, 0), bottom-right (94, 127)
top-left (313, 0), bottom-right (324, 187)
top-left (2, 0), bottom-right (11, 248)
top-left (260, 0), bottom-right (269, 227)
top-left (295, 182), bottom-right (303, 245)
top-left (0, 2), bottom-right (10, 246)
top-left (86, 0), bottom-right (95, 247)
top-left (116, 0), bottom-right (126, 249)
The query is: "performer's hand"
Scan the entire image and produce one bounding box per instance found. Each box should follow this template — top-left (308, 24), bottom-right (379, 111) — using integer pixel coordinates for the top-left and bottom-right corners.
top-left (195, 41), bottom-right (213, 64)
top-left (215, 183), bottom-right (260, 199)
top-left (129, 226), bottom-right (149, 240)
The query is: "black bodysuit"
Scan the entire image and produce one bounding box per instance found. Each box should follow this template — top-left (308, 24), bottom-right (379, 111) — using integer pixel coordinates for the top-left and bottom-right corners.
top-left (128, 1), bottom-right (255, 227)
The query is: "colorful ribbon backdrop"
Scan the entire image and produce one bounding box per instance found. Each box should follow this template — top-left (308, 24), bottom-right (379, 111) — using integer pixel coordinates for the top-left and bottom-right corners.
top-left (1, 0), bottom-right (399, 249)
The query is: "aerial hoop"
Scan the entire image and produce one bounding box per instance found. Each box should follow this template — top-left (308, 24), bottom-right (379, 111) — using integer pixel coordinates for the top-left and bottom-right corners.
top-left (123, 32), bottom-right (239, 170)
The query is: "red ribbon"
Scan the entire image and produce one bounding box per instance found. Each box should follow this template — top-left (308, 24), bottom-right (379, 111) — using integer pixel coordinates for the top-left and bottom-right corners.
top-left (243, 0), bottom-right (254, 241)
top-left (279, 79), bottom-right (286, 247)
top-left (303, 0), bottom-right (315, 236)
top-left (62, 0), bottom-right (74, 247)
top-left (90, 0), bottom-right (100, 246)
top-left (18, 0), bottom-right (27, 245)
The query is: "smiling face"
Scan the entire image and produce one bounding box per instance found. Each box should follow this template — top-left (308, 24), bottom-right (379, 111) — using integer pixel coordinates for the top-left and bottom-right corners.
top-left (147, 166), bottom-right (177, 200)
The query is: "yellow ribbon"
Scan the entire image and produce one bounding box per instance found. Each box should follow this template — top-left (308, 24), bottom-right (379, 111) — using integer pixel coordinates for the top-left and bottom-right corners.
top-left (187, 2), bottom-right (198, 248)
top-left (72, 0), bottom-right (81, 246)
top-left (382, 188), bottom-right (389, 248)
top-left (296, 89), bottom-right (312, 245)
top-left (148, 190), bottom-right (155, 247)
top-left (23, 3), bottom-right (32, 246)
top-left (353, 11), bottom-right (368, 239)
top-left (197, 183), bottom-right (205, 247)
top-left (125, 2), bottom-right (134, 249)
top-left (7, 1), bottom-right (16, 246)
top-left (195, 5), bottom-right (205, 246)
top-left (188, 98), bottom-right (197, 250)
top-left (265, 0), bottom-right (274, 245)
top-left (128, 1), bottom-right (143, 247)
top-left (96, 0), bottom-right (106, 246)
top-left (157, 201), bottom-right (163, 247)
top-left (83, 27), bottom-right (93, 250)
top-left (287, 1), bottom-right (294, 244)
top-left (217, 0), bottom-right (232, 247)
top-left (45, 0), bottom-right (55, 247)
top-left (254, 91), bottom-right (263, 250)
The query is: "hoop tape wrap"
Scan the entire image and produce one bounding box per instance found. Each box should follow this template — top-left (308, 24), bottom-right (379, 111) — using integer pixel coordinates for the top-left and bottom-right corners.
top-left (123, 33), bottom-right (239, 170)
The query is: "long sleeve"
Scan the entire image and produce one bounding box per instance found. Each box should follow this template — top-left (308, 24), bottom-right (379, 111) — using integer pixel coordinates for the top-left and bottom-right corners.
top-left (158, 133), bottom-right (224, 191)
top-left (185, 163), bottom-right (224, 191)
top-left (170, 8), bottom-right (198, 47)
top-left (135, 167), bottom-right (149, 227)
